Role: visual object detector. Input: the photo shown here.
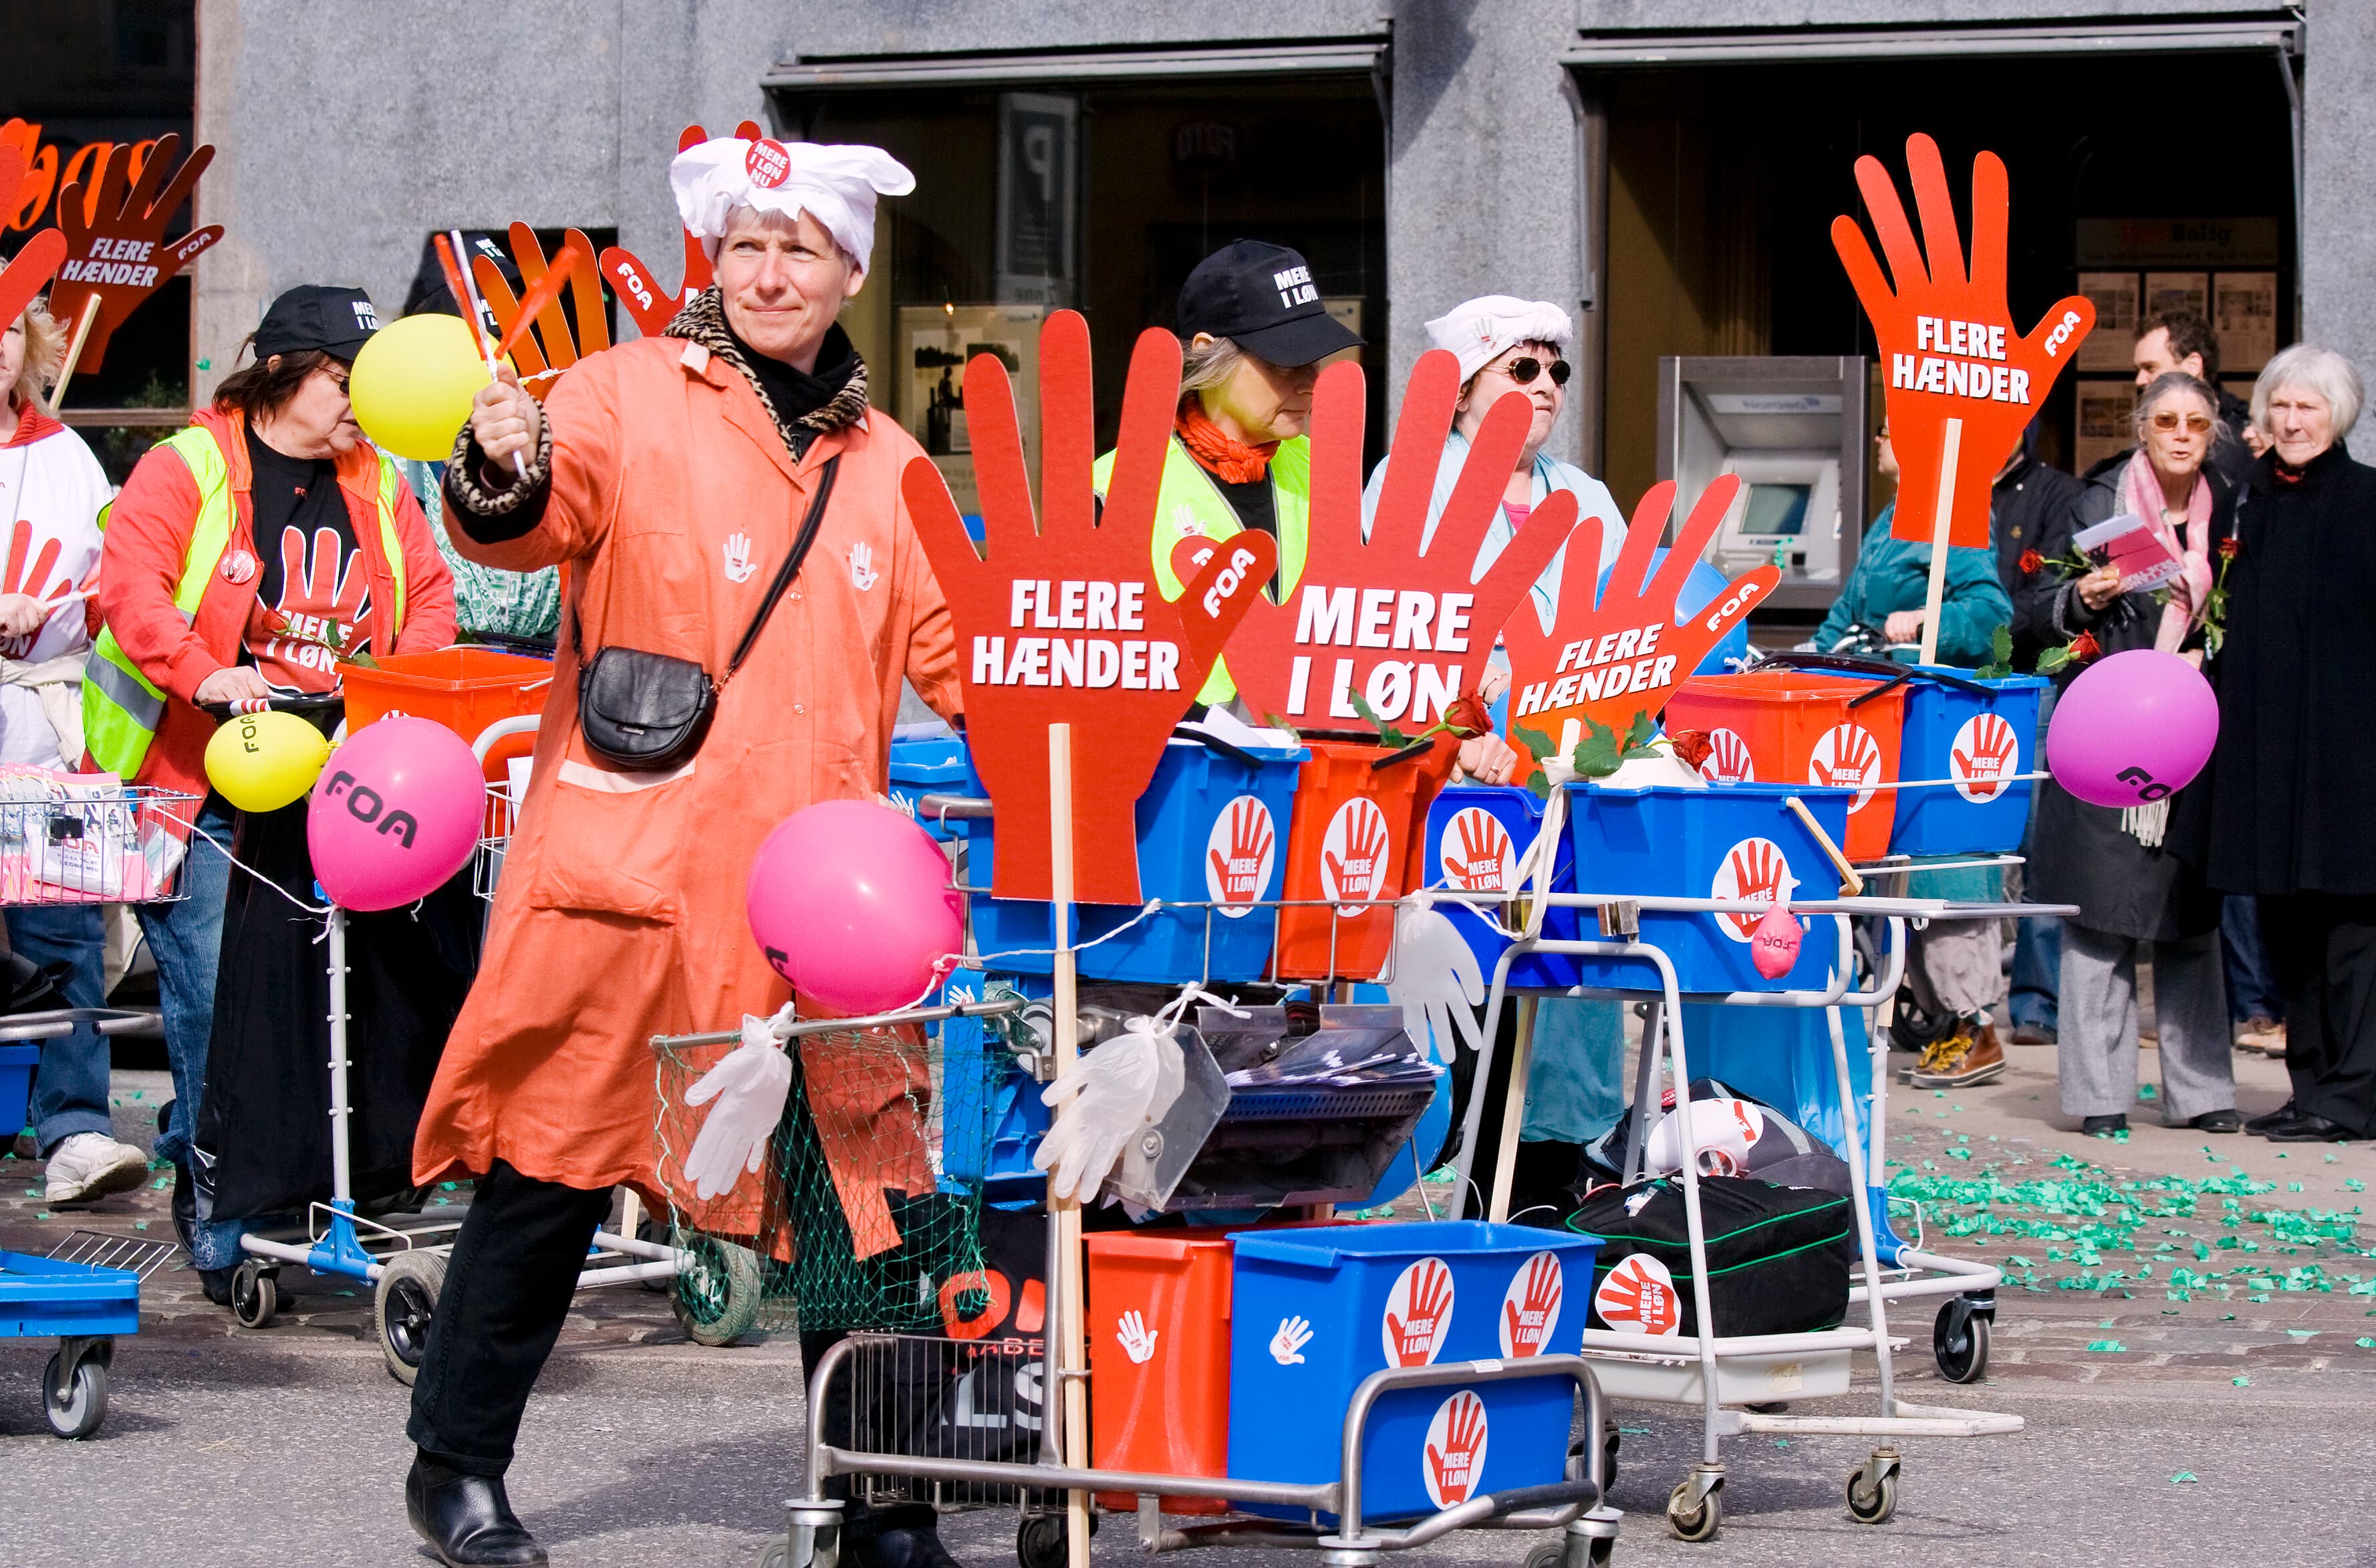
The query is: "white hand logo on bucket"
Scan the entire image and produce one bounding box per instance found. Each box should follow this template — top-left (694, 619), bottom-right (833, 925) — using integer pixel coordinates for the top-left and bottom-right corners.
top-left (1204, 795), bottom-right (1277, 918)
top-left (1381, 1256), bottom-right (1456, 1365)
top-left (1115, 1309), bottom-right (1158, 1365)
top-left (1498, 1251), bottom-right (1565, 1357)
top-left (1950, 712), bottom-right (2019, 802)
top-left (1595, 1254), bottom-right (1683, 1337)
top-left (1320, 796), bottom-right (1393, 916)
top-left (1808, 721), bottom-right (1885, 812)
top-left (1710, 836), bottom-right (1799, 942)
top-left (1422, 1390), bottom-right (1490, 1508)
top-left (1439, 807), bottom-right (1515, 892)
top-left (1704, 728), bottom-right (1756, 783)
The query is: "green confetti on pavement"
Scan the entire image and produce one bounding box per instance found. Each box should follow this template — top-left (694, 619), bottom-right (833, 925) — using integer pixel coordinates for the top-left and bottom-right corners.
top-left (2138, 1084), bottom-right (2158, 1101)
top-left (2170, 1472), bottom-right (2198, 1484)
top-left (2357, 1337), bottom-right (2376, 1349)
top-left (2087, 1339), bottom-right (2126, 1352)
top-left (2232, 1375), bottom-right (2250, 1386)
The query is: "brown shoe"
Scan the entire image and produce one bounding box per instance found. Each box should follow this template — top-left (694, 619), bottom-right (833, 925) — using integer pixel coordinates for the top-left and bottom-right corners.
top-left (2237, 1019), bottom-right (2287, 1057)
top-left (1908, 1019), bottom-right (2006, 1088)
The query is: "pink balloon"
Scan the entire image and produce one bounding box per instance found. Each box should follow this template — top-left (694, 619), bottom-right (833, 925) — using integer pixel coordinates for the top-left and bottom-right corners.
top-left (1750, 902), bottom-right (1802, 979)
top-left (2045, 648), bottom-right (2219, 809)
top-left (307, 716), bottom-right (485, 910)
top-left (748, 799), bottom-right (961, 1017)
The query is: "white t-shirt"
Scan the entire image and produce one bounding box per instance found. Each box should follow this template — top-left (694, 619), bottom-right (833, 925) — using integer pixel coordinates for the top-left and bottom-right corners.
top-left (0, 413), bottom-right (111, 768)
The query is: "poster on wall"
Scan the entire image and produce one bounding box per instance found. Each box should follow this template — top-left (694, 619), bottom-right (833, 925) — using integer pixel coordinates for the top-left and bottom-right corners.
top-left (900, 304), bottom-right (1046, 519)
top-left (2075, 273), bottom-right (2139, 372)
top-left (2074, 382), bottom-right (2135, 473)
top-left (2214, 272), bottom-right (2277, 374)
top-left (2143, 271), bottom-right (2208, 323)
top-left (996, 92), bottom-right (1077, 307)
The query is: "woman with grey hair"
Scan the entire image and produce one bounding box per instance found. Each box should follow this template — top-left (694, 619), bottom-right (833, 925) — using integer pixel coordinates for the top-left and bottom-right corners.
top-left (2028, 370), bottom-right (2240, 1136)
top-left (2176, 343), bottom-right (2376, 1142)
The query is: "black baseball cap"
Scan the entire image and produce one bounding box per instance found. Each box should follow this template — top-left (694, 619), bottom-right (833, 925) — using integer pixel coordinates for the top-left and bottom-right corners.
top-left (253, 285), bottom-right (381, 362)
top-left (1176, 239), bottom-right (1362, 368)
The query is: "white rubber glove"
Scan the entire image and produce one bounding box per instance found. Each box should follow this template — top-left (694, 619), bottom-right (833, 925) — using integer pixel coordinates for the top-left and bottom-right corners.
top-left (1387, 896), bottom-right (1486, 1063)
top-left (682, 1010), bottom-right (794, 1200)
top-left (1035, 1017), bottom-right (1185, 1202)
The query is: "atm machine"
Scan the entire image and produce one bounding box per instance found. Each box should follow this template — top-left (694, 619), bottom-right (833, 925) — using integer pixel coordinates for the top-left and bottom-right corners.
top-left (1656, 356), bottom-right (1867, 618)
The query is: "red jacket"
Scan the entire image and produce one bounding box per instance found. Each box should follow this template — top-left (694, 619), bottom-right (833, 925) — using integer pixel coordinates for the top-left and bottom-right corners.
top-left (92, 408), bottom-right (458, 796)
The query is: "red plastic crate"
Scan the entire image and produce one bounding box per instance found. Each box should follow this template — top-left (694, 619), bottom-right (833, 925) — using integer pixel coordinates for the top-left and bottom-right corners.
top-left (1275, 741), bottom-right (1428, 980)
top-left (338, 646), bottom-right (555, 746)
top-left (1665, 672), bottom-right (1908, 861)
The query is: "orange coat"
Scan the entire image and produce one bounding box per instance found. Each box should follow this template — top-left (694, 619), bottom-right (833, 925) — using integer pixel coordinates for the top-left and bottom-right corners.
top-left (412, 336), bottom-right (960, 1220)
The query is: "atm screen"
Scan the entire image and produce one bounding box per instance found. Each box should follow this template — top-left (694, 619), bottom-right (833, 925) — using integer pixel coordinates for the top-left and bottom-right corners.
top-left (1742, 483), bottom-right (1811, 537)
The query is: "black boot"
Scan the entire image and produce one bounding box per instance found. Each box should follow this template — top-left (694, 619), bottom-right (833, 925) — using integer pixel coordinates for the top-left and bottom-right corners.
top-left (849, 1524), bottom-right (966, 1568)
top-left (160, 1103), bottom-right (197, 1257)
top-left (406, 1458), bottom-right (547, 1567)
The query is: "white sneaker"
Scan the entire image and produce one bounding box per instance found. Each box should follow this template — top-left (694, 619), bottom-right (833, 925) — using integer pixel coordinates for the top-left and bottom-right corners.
top-left (43, 1132), bottom-right (151, 1204)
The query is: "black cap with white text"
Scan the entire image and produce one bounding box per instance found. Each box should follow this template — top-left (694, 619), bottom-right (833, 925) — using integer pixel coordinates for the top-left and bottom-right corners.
top-left (251, 285), bottom-right (381, 362)
top-left (1176, 240), bottom-right (1363, 368)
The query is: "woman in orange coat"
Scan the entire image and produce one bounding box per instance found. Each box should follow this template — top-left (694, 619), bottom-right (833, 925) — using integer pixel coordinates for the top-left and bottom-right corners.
top-left (402, 140), bottom-right (960, 1568)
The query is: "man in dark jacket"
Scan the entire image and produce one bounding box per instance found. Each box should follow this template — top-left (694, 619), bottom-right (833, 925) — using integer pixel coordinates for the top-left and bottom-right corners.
top-left (2134, 311), bottom-right (2257, 483)
top-left (1990, 442), bottom-right (2085, 672)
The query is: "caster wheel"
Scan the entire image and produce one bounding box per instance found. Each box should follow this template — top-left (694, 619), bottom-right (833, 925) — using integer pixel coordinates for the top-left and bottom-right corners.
top-left (755, 1542), bottom-right (789, 1568)
top-left (671, 1233), bottom-right (765, 1347)
top-left (1934, 1297), bottom-right (1992, 1383)
top-left (1666, 1478), bottom-right (1721, 1543)
top-left (1525, 1541), bottom-right (1564, 1568)
top-left (1584, 1539), bottom-right (1615, 1568)
top-left (231, 1260), bottom-right (279, 1330)
top-left (41, 1350), bottom-right (107, 1439)
top-left (1016, 1511), bottom-right (1097, 1568)
top-left (374, 1250), bottom-right (449, 1386)
top-left (638, 1215), bottom-right (674, 1293)
top-left (1846, 1466), bottom-right (1899, 1525)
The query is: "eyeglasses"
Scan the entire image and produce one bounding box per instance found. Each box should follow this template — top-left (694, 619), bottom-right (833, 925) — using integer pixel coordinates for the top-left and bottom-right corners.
top-left (2149, 410), bottom-right (2214, 434)
top-left (321, 368), bottom-right (350, 395)
top-left (1502, 356), bottom-right (1571, 388)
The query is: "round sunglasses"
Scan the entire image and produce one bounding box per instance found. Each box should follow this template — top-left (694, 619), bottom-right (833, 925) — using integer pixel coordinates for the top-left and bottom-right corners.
top-left (1500, 355), bottom-right (1571, 387)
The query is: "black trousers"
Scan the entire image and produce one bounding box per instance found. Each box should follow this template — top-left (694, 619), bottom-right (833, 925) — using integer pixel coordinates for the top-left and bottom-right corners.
top-left (407, 1160), bottom-right (612, 1475)
top-left (2258, 894), bottom-right (2376, 1137)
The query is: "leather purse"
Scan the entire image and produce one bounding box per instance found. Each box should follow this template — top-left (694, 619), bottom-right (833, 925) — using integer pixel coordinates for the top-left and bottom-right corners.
top-left (577, 455), bottom-right (840, 770)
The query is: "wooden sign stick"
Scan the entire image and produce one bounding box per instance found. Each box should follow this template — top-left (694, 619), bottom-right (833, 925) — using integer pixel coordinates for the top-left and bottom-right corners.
top-left (48, 296), bottom-right (100, 409)
top-left (1047, 721), bottom-right (1091, 1568)
top-left (1916, 416), bottom-right (1963, 668)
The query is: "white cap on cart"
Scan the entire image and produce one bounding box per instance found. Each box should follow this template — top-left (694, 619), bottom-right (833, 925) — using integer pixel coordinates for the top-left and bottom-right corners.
top-left (669, 136), bottom-right (915, 275)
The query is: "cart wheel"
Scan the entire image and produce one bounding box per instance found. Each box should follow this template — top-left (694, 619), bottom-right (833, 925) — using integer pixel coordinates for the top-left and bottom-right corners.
top-left (671, 1233), bottom-right (764, 1347)
top-left (1666, 1479), bottom-right (1721, 1543)
top-left (41, 1349), bottom-right (108, 1439)
top-left (1933, 1297), bottom-right (1991, 1384)
top-left (638, 1215), bottom-right (674, 1293)
top-left (1017, 1513), bottom-right (1097, 1568)
top-left (1569, 1426), bottom-right (1621, 1494)
top-left (755, 1541), bottom-right (788, 1568)
top-left (1525, 1541), bottom-right (1563, 1568)
top-left (374, 1250), bottom-right (448, 1386)
top-left (231, 1260), bottom-right (279, 1330)
top-left (1579, 1537), bottom-right (1615, 1568)
top-left (1846, 1465), bottom-right (1899, 1525)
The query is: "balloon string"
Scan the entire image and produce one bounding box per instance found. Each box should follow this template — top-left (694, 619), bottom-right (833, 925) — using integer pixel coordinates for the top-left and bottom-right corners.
top-left (148, 801), bottom-right (333, 920)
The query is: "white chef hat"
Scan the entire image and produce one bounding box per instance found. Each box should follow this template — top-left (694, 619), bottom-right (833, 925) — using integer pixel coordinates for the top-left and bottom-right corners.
top-left (1423, 295), bottom-right (1575, 383)
top-left (668, 136), bottom-right (916, 274)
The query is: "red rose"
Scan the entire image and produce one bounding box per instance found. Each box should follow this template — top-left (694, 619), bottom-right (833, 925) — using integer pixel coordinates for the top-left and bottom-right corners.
top-left (2019, 549), bottom-right (2045, 575)
top-left (1668, 729), bottom-right (1714, 771)
top-left (2071, 631), bottom-right (2101, 662)
top-left (2218, 537), bottom-right (2240, 559)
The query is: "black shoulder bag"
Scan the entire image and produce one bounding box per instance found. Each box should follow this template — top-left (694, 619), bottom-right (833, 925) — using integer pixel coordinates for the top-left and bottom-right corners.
top-left (576, 455), bottom-right (841, 770)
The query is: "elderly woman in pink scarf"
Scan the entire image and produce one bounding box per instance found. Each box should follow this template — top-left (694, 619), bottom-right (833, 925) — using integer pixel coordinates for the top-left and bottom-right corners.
top-left (2023, 370), bottom-right (2240, 1139)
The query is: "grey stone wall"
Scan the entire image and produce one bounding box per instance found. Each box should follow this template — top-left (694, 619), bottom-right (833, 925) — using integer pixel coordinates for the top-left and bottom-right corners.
top-left (2302, 5), bottom-right (2376, 386)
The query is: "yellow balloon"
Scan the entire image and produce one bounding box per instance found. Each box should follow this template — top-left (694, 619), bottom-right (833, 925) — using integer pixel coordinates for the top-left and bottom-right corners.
top-left (348, 314), bottom-right (502, 461)
top-left (204, 710), bottom-right (331, 814)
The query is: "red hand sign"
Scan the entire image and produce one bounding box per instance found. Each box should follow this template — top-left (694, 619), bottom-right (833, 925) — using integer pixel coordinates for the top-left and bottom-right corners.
top-left (1206, 796), bottom-right (1275, 911)
top-left (1501, 475), bottom-right (1776, 773)
top-left (903, 311), bottom-right (1274, 906)
top-left (1500, 1251), bottom-right (1564, 1357)
top-left (46, 134), bottom-right (221, 376)
top-left (1423, 1390), bottom-right (1489, 1507)
top-left (0, 146), bottom-right (66, 338)
top-left (1382, 1256), bottom-right (1455, 1365)
top-left (598, 120), bottom-right (762, 338)
top-left (1212, 350), bottom-right (1575, 734)
top-left (1833, 134), bottom-right (2093, 547)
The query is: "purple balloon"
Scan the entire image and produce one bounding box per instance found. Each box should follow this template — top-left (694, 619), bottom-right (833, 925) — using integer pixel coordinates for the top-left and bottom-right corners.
top-left (747, 799), bottom-right (961, 1017)
top-left (307, 716), bottom-right (485, 910)
top-left (2044, 648), bottom-right (2219, 808)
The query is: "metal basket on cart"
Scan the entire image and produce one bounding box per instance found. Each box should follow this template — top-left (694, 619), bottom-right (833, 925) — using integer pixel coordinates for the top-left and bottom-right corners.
top-left (0, 786), bottom-right (202, 906)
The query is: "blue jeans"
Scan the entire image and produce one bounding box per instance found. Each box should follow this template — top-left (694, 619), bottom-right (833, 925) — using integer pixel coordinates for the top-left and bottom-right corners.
top-left (11, 903), bottom-right (110, 1154)
top-left (2222, 894), bottom-right (2285, 1023)
top-left (140, 797), bottom-right (233, 1169)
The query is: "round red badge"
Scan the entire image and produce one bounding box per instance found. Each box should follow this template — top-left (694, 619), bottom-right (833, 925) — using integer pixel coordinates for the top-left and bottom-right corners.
top-left (219, 549), bottom-right (257, 585)
top-left (745, 138), bottom-right (793, 189)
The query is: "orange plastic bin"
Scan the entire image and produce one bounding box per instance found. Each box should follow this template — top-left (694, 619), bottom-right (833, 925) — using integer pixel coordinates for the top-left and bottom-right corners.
top-left (1275, 741), bottom-right (1428, 980)
top-left (338, 646), bottom-right (556, 741)
top-left (1085, 1230), bottom-right (1236, 1512)
top-left (1666, 672), bottom-right (1909, 861)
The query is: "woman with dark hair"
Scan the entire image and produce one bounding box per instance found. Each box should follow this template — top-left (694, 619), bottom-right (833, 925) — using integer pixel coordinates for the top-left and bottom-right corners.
top-left (86, 284), bottom-right (455, 1297)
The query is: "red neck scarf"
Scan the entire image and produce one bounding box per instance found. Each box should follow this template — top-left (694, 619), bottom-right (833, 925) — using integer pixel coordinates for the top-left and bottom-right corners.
top-left (1, 393), bottom-right (61, 449)
top-left (1176, 399), bottom-right (1277, 484)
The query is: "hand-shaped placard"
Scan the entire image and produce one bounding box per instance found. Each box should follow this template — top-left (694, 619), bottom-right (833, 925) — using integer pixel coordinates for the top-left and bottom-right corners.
top-left (46, 134), bottom-right (220, 375)
top-left (599, 120), bottom-right (761, 338)
top-left (1501, 475), bottom-right (1776, 770)
top-left (473, 223), bottom-right (604, 395)
top-left (1214, 349), bottom-right (1575, 735)
top-left (0, 146), bottom-right (66, 334)
top-left (1833, 134), bottom-right (2092, 547)
top-left (903, 311), bottom-right (1275, 906)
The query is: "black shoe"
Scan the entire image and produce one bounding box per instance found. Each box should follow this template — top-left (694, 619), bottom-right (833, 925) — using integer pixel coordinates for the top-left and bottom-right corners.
top-left (2243, 1100), bottom-right (2298, 1135)
top-left (2081, 1114), bottom-right (2127, 1138)
top-left (406, 1460), bottom-right (548, 1567)
top-left (2183, 1108), bottom-right (2244, 1134)
top-left (199, 1267), bottom-right (232, 1306)
top-left (849, 1525), bottom-right (966, 1568)
top-left (2257, 1111), bottom-right (2355, 1144)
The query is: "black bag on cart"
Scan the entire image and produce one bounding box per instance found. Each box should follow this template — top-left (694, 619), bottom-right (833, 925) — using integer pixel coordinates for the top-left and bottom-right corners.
top-left (1567, 1176), bottom-right (1853, 1339)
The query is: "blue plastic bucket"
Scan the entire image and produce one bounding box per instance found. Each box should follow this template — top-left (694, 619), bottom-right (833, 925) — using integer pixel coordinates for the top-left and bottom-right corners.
top-left (934, 974), bottom-right (1050, 1200)
top-left (887, 733), bottom-right (973, 843)
top-left (1423, 785), bottom-right (1579, 989)
top-left (967, 738), bottom-right (1307, 983)
top-left (0, 1043), bottom-right (34, 1142)
top-left (1889, 669), bottom-right (2047, 856)
top-left (1226, 1220), bottom-right (1601, 1521)
top-left (1565, 782), bottom-right (1855, 995)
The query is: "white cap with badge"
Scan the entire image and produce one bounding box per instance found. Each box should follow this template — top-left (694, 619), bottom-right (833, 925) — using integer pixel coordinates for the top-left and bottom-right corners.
top-left (1424, 295), bottom-right (1574, 383)
top-left (668, 136), bottom-right (916, 273)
